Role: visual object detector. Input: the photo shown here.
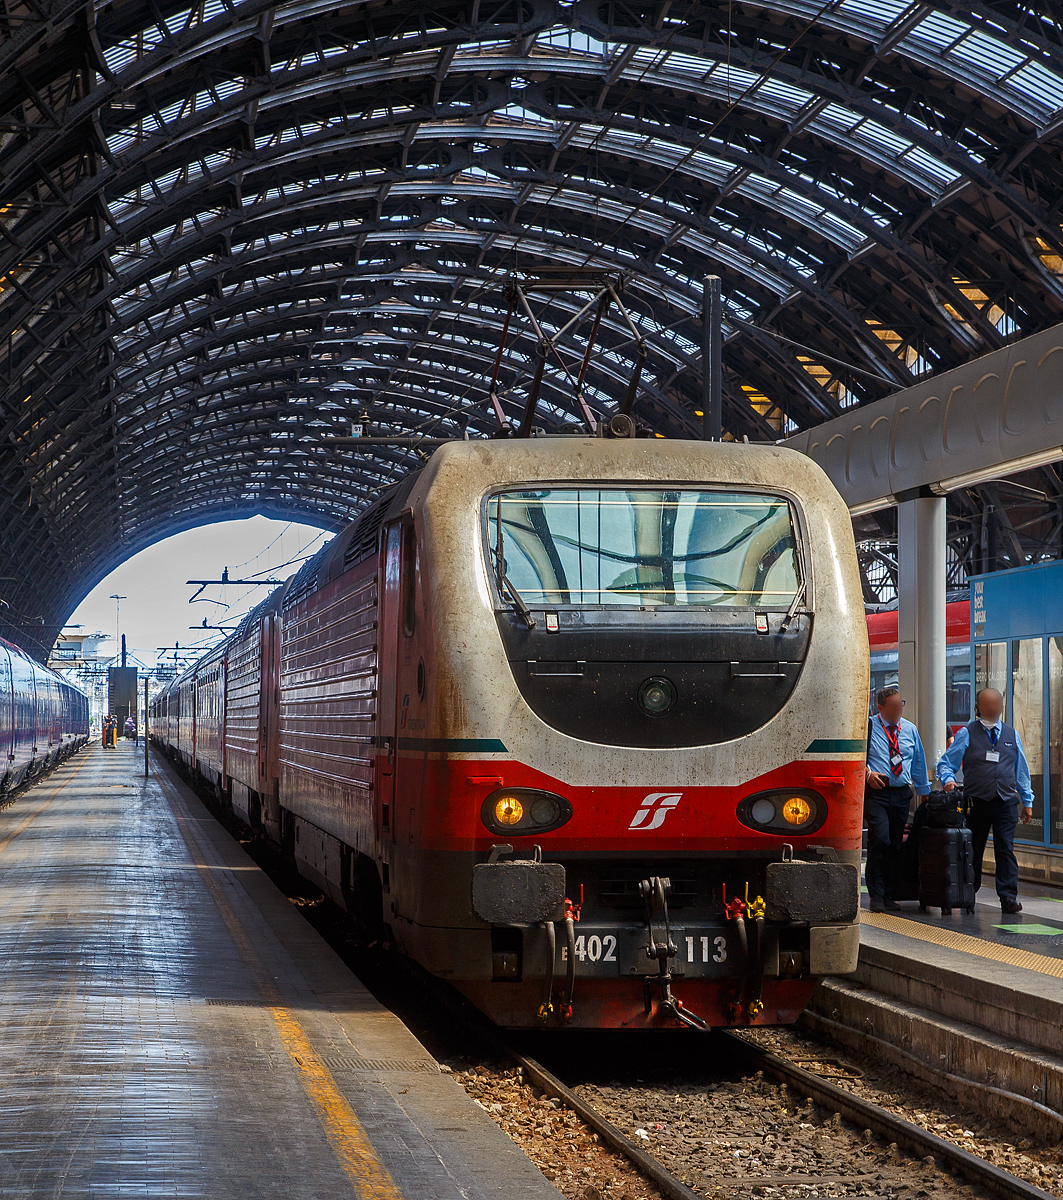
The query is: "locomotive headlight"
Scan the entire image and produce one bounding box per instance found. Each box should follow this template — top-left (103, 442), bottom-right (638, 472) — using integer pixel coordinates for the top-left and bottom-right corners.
top-left (481, 787), bottom-right (573, 835)
top-left (494, 795), bottom-right (524, 826)
top-left (736, 789), bottom-right (826, 836)
top-left (782, 796), bottom-right (812, 826)
top-left (750, 798), bottom-right (777, 825)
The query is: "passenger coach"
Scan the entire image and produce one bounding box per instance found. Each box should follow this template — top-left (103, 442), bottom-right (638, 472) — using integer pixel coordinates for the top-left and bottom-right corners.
top-left (0, 637), bottom-right (89, 792)
top-left (153, 438), bottom-right (867, 1030)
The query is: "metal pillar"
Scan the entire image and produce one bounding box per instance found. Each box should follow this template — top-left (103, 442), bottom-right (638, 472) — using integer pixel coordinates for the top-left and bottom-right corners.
top-left (897, 494), bottom-right (947, 780)
top-left (144, 675), bottom-right (149, 778)
top-left (702, 275), bottom-right (721, 441)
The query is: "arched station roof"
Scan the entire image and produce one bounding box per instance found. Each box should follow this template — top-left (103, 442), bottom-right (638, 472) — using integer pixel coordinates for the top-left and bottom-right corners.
top-left (4, 0), bottom-right (1063, 652)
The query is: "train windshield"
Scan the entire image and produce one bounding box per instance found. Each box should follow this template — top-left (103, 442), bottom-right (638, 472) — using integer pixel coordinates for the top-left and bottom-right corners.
top-left (487, 489), bottom-right (801, 608)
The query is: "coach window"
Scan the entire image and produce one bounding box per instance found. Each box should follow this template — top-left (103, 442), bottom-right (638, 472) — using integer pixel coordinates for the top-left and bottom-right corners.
top-left (401, 522), bottom-right (417, 637)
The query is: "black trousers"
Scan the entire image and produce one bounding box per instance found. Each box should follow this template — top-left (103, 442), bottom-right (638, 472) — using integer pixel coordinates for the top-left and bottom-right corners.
top-left (864, 784), bottom-right (912, 902)
top-left (967, 795), bottom-right (1020, 901)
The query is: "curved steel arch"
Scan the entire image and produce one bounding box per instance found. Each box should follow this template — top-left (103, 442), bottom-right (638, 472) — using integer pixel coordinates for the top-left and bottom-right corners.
top-left (3, 0), bottom-right (1063, 653)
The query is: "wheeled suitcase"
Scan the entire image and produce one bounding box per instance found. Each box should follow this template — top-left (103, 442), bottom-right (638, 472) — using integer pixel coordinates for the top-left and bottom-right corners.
top-left (918, 827), bottom-right (976, 915)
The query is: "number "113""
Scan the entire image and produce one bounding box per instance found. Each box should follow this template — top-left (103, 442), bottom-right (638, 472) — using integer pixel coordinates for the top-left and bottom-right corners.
top-left (687, 936), bottom-right (727, 963)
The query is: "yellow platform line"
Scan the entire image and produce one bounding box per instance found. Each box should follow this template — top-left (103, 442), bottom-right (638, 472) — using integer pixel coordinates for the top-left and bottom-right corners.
top-left (156, 766), bottom-right (404, 1200)
top-left (861, 909), bottom-right (1063, 980)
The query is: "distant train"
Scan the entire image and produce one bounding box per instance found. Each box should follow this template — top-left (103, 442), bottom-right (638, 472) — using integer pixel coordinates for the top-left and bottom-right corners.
top-left (867, 600), bottom-right (972, 726)
top-left (152, 439), bottom-right (867, 1031)
top-left (0, 636), bottom-right (90, 792)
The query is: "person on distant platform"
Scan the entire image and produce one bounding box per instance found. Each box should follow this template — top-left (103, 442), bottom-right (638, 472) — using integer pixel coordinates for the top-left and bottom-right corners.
top-left (937, 687), bottom-right (1033, 915)
top-left (102, 715), bottom-right (116, 748)
top-left (124, 715), bottom-right (137, 745)
top-left (865, 686), bottom-right (932, 913)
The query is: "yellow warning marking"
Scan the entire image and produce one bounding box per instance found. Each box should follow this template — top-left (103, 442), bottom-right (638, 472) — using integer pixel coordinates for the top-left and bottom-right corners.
top-left (270, 1005), bottom-right (404, 1199)
top-left (861, 910), bottom-right (1063, 980)
top-left (156, 768), bottom-right (404, 1199)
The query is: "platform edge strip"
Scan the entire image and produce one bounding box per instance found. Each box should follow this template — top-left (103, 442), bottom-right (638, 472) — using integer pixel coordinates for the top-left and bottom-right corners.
top-left (861, 911), bottom-right (1063, 979)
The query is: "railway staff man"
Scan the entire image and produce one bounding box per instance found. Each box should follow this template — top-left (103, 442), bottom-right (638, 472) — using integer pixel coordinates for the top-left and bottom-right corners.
top-left (937, 687), bottom-right (1033, 915)
top-left (865, 686), bottom-right (931, 912)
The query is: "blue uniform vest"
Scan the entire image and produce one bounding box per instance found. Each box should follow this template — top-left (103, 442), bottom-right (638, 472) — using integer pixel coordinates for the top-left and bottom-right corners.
top-left (960, 719), bottom-right (1019, 802)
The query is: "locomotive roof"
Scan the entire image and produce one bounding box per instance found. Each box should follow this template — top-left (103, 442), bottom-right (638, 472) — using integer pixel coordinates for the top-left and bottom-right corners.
top-left (281, 472), bottom-right (423, 613)
top-left (408, 436), bottom-right (838, 501)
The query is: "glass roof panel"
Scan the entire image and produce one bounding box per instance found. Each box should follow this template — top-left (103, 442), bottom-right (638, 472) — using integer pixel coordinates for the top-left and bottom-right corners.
top-left (949, 29), bottom-right (1027, 77)
top-left (1009, 62), bottom-right (1063, 112)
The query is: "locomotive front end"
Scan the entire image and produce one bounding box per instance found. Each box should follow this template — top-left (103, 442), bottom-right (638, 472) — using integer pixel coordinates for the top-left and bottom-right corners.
top-left (405, 439), bottom-right (867, 1030)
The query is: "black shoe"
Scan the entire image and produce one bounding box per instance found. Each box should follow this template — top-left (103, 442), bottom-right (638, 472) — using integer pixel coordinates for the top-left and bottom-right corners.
top-left (869, 897), bottom-right (885, 913)
top-left (884, 900), bottom-right (901, 911)
top-left (1000, 898), bottom-right (1023, 914)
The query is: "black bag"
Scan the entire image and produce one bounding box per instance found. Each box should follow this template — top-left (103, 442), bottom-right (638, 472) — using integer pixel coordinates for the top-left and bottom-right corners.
top-left (893, 821), bottom-right (921, 902)
top-left (918, 827), bottom-right (976, 915)
top-left (925, 790), bottom-right (966, 829)
top-left (893, 799), bottom-right (931, 903)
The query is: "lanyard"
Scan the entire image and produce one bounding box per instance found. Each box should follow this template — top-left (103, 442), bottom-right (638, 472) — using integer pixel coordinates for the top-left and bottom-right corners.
top-left (878, 716), bottom-right (901, 754)
top-left (878, 716), bottom-right (903, 774)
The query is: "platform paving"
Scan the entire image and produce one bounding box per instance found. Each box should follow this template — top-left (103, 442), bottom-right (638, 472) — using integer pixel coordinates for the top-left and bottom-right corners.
top-left (0, 739), bottom-right (560, 1199)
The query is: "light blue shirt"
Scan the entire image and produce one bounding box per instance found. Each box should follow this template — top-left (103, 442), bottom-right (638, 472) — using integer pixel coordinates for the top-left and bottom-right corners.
top-left (867, 714), bottom-right (931, 795)
top-left (936, 718), bottom-right (1035, 807)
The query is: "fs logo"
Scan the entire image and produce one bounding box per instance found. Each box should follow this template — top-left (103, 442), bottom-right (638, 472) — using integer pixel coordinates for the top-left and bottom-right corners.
top-left (628, 792), bottom-right (682, 831)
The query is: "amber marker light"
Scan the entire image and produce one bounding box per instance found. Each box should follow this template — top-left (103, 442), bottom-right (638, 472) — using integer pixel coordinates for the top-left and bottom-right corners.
top-left (782, 795), bottom-right (812, 826)
top-left (494, 795), bottom-right (524, 826)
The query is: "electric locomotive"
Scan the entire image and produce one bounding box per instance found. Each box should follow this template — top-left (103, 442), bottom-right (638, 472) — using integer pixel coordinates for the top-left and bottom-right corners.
top-left (153, 438), bottom-right (867, 1030)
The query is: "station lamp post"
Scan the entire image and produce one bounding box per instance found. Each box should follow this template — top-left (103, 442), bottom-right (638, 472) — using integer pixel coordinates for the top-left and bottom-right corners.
top-left (109, 595), bottom-right (126, 656)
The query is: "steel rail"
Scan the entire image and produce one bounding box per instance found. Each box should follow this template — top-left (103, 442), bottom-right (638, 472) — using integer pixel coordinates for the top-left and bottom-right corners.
top-left (723, 1031), bottom-right (1059, 1200)
top-left (509, 1050), bottom-right (699, 1200)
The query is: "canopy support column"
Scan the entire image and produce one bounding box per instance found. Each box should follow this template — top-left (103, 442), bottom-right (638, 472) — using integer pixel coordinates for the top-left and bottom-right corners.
top-left (897, 492), bottom-right (947, 782)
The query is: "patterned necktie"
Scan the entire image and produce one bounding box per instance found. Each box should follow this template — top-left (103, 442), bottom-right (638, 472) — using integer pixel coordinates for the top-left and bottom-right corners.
top-left (887, 724), bottom-right (903, 776)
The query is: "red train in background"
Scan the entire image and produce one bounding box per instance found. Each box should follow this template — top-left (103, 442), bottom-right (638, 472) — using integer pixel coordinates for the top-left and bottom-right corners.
top-left (152, 438), bottom-right (868, 1031)
top-left (0, 636), bottom-right (89, 793)
top-left (866, 599), bottom-right (972, 726)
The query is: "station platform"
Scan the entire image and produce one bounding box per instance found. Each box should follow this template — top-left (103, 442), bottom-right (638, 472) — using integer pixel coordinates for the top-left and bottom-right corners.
top-left (0, 739), bottom-right (560, 1199)
top-left (804, 886), bottom-right (1063, 1136)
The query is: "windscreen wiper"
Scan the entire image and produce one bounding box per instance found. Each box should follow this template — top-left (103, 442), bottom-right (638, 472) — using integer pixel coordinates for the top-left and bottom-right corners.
top-left (780, 579), bottom-right (808, 631)
top-left (494, 518), bottom-right (536, 629)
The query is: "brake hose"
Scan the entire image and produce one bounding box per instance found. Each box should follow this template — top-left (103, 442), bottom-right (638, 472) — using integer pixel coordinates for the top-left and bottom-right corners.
top-left (562, 914), bottom-right (576, 1019)
top-left (538, 920), bottom-right (556, 1022)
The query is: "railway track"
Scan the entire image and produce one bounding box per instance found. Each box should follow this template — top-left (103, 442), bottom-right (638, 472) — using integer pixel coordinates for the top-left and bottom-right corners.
top-left (506, 1034), bottom-right (1060, 1200)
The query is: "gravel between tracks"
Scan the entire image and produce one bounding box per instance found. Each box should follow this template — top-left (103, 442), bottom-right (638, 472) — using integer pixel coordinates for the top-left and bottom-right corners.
top-left (447, 1026), bottom-right (1061, 1200)
top-left (742, 1026), bottom-right (1063, 1196)
top-left (447, 1060), bottom-right (663, 1200)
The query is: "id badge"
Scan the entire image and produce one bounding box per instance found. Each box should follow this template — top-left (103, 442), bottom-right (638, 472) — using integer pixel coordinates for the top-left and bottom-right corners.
top-left (986, 750), bottom-right (1000, 763)
top-left (890, 753), bottom-right (903, 766)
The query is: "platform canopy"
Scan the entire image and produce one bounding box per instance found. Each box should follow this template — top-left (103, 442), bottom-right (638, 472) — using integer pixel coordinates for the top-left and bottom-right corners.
top-left (4, 0), bottom-right (1063, 652)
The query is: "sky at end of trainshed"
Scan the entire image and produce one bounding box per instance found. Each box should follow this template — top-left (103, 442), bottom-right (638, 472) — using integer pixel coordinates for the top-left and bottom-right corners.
top-left (66, 517), bottom-right (334, 672)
